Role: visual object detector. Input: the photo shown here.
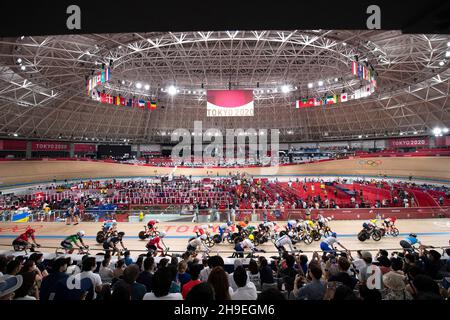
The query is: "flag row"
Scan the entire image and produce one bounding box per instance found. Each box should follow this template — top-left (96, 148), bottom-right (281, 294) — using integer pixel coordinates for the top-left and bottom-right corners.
top-left (87, 68), bottom-right (111, 94)
top-left (296, 92), bottom-right (348, 108)
top-left (351, 61), bottom-right (377, 87)
top-left (91, 90), bottom-right (157, 109)
top-left (296, 83), bottom-right (376, 109)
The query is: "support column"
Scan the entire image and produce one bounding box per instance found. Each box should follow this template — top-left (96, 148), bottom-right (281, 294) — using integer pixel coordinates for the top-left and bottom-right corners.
top-left (70, 143), bottom-right (75, 158)
top-left (26, 141), bottom-right (32, 159)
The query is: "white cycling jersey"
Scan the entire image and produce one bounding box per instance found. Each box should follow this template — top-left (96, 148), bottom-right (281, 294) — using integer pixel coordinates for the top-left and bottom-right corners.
top-left (240, 239), bottom-right (254, 250)
top-left (275, 235), bottom-right (294, 251)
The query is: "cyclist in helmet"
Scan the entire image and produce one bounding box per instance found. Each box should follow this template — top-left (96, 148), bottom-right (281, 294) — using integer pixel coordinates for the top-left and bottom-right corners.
top-left (400, 233), bottom-right (422, 253)
top-left (61, 231), bottom-right (88, 253)
top-left (146, 219), bottom-right (160, 234)
top-left (286, 219), bottom-right (299, 232)
top-left (103, 231), bottom-right (126, 256)
top-left (12, 227), bottom-right (41, 251)
top-left (197, 224), bottom-right (213, 236)
top-left (218, 221), bottom-right (232, 242)
top-left (187, 234), bottom-right (210, 255)
top-left (146, 231), bottom-right (166, 256)
top-left (274, 233), bottom-right (296, 255)
top-left (383, 217), bottom-right (397, 233)
top-left (103, 219), bottom-right (117, 234)
top-left (234, 237), bottom-right (262, 258)
top-left (320, 232), bottom-right (347, 254)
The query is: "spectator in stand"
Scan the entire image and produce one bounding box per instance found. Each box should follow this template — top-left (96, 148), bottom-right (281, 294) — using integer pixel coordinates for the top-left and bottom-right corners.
top-left (359, 284), bottom-right (382, 301)
top-left (177, 261), bottom-right (191, 288)
top-left (199, 258), bottom-right (211, 282)
top-left (143, 267), bottom-right (182, 300)
top-left (411, 274), bottom-right (443, 300)
top-left (79, 256), bottom-right (103, 299)
top-left (327, 257), bottom-right (358, 290)
top-left (185, 282), bottom-right (215, 301)
top-left (231, 266), bottom-right (257, 300)
top-left (0, 255), bottom-right (7, 276)
top-left (278, 254), bottom-right (298, 298)
top-left (40, 257), bottom-right (69, 300)
top-left (383, 265), bottom-right (413, 300)
top-left (137, 256), bottom-right (154, 292)
top-left (0, 275), bottom-right (23, 300)
top-left (298, 255), bottom-right (309, 276)
top-left (208, 266), bottom-right (232, 300)
top-left (6, 259), bottom-right (21, 277)
top-left (182, 264), bottom-right (202, 299)
top-left (99, 254), bottom-right (114, 284)
top-left (420, 248), bottom-right (443, 280)
top-left (247, 259), bottom-right (261, 291)
top-left (294, 263), bottom-right (326, 300)
top-left (112, 259), bottom-right (126, 282)
top-left (13, 271), bottom-right (38, 300)
top-left (259, 257), bottom-right (275, 290)
top-left (112, 264), bottom-right (146, 300)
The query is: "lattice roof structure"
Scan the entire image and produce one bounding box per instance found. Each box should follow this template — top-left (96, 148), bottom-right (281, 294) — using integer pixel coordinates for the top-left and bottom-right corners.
top-left (0, 30), bottom-right (449, 143)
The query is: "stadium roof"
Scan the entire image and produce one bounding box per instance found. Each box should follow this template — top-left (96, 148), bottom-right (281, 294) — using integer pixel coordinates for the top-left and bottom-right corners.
top-left (0, 30), bottom-right (449, 143)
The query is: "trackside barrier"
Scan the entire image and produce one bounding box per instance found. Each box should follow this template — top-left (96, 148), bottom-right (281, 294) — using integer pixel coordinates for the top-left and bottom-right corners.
top-left (1, 207), bottom-right (450, 223)
top-left (1, 243), bottom-right (449, 258)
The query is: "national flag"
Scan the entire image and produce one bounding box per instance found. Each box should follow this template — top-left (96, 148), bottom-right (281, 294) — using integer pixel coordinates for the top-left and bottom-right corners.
top-left (326, 95), bottom-right (336, 105)
top-left (91, 90), bottom-right (100, 101)
top-left (105, 68), bottom-right (110, 82)
top-left (97, 73), bottom-right (102, 85)
top-left (138, 100), bottom-right (145, 108)
top-left (106, 94), bottom-right (113, 105)
top-left (354, 89), bottom-right (361, 99)
top-left (87, 79), bottom-right (92, 94)
top-left (358, 65), bottom-right (363, 79)
top-left (100, 92), bottom-right (107, 103)
top-left (352, 61), bottom-right (358, 75)
top-left (367, 69), bottom-right (371, 82)
top-left (340, 92), bottom-right (348, 102)
top-left (372, 78), bottom-right (377, 88)
top-left (314, 98), bottom-right (322, 106)
top-left (101, 71), bottom-right (105, 84)
top-left (132, 99), bottom-right (139, 108)
top-left (115, 96), bottom-right (121, 106)
top-left (120, 96), bottom-right (126, 106)
top-left (126, 99), bottom-right (133, 107)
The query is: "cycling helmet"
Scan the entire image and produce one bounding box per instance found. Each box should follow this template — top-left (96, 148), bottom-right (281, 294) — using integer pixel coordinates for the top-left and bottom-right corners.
top-left (249, 234), bottom-right (254, 241)
top-left (77, 230), bottom-right (85, 237)
top-left (409, 233), bottom-right (417, 238)
top-left (118, 232), bottom-right (125, 237)
top-left (200, 234), bottom-right (207, 240)
top-left (288, 231), bottom-right (294, 237)
top-left (155, 219), bottom-right (160, 223)
top-left (331, 232), bottom-right (337, 238)
top-left (112, 221), bottom-right (118, 226)
top-left (227, 221), bottom-right (232, 226)
top-left (208, 223), bottom-right (213, 228)
top-left (26, 228), bottom-right (35, 235)
top-left (159, 231), bottom-right (166, 238)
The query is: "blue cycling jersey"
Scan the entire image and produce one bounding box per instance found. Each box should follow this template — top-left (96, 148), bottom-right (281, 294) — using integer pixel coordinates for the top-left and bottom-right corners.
top-left (405, 236), bottom-right (418, 245)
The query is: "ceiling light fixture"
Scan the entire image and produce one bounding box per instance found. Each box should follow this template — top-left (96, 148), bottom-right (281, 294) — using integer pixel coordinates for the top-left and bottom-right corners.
top-left (318, 80), bottom-right (323, 86)
top-left (168, 85), bottom-right (177, 95)
top-left (144, 84), bottom-right (150, 90)
top-left (136, 82), bottom-right (142, 89)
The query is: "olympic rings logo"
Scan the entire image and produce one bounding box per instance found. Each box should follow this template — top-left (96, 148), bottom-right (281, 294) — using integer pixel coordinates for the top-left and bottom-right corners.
top-left (358, 160), bottom-right (382, 167)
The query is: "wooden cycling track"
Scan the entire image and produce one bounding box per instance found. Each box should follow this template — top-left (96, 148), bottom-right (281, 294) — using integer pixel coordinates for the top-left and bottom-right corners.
top-left (1, 156), bottom-right (450, 187)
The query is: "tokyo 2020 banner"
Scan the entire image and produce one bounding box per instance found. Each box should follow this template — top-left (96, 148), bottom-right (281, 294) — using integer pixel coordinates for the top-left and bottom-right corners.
top-left (206, 90), bottom-right (254, 117)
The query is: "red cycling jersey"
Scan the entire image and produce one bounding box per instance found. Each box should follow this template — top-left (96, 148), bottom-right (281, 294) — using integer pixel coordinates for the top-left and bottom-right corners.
top-left (147, 236), bottom-right (163, 250)
top-left (16, 232), bottom-right (35, 242)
